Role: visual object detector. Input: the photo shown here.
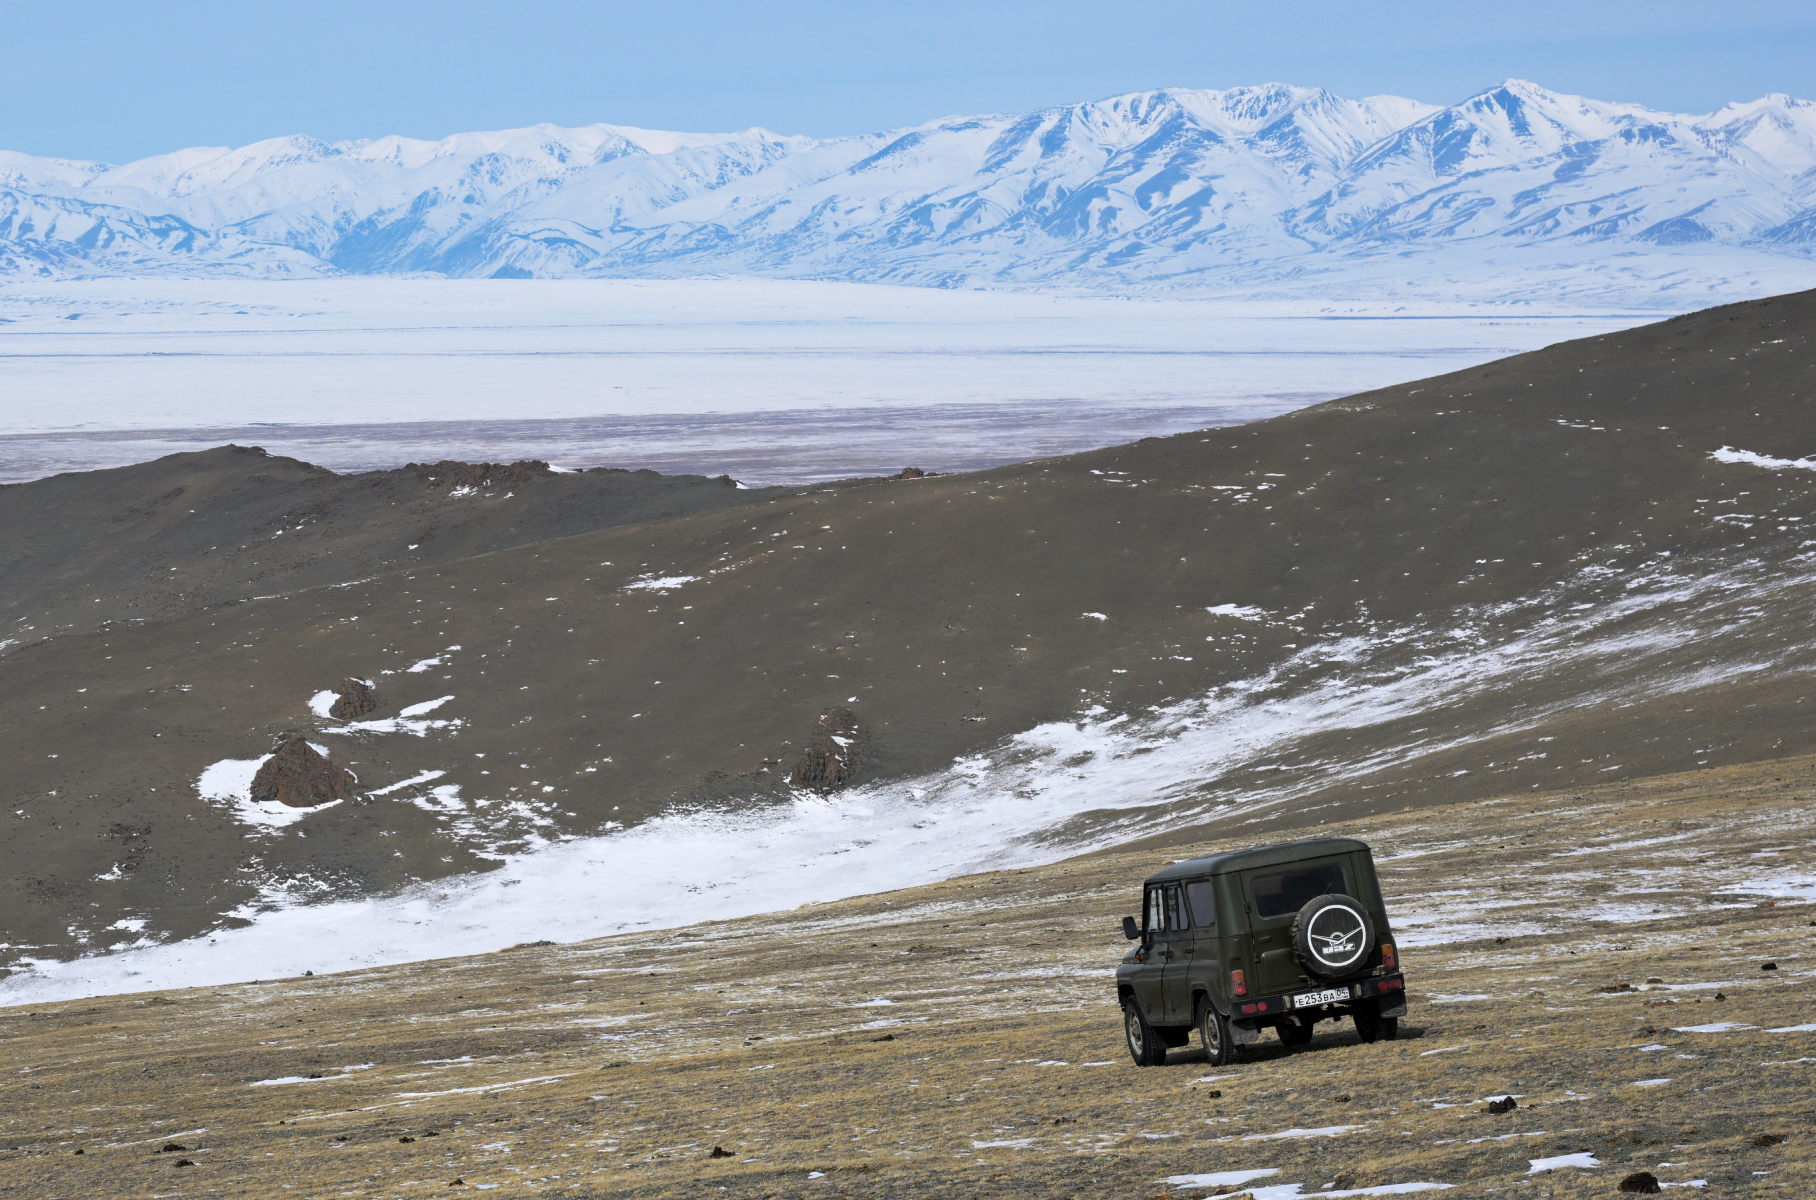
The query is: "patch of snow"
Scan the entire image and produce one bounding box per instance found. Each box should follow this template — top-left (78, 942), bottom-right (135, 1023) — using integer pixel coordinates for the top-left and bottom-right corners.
top-left (1243, 1125), bottom-right (1364, 1140)
top-left (1240, 1184), bottom-right (1452, 1199)
top-left (366, 770), bottom-right (448, 797)
top-left (250, 1063), bottom-right (374, 1086)
top-left (322, 695), bottom-right (460, 737)
top-left (621, 575), bottom-right (698, 593)
top-left (1206, 604), bottom-right (1270, 621)
top-left (391, 1073), bottom-right (571, 1100)
top-left (1528, 1152), bottom-right (1599, 1172)
top-left (1734, 875), bottom-right (1816, 903)
top-left (1164, 1169), bottom-right (1279, 1189)
top-left (308, 690), bottom-right (337, 718)
top-left (1709, 447), bottom-right (1816, 472)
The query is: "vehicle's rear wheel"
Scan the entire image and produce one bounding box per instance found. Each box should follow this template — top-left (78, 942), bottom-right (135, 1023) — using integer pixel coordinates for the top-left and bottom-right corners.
top-left (1123, 998), bottom-right (1168, 1066)
top-left (1353, 1004), bottom-right (1399, 1044)
top-left (1196, 998), bottom-right (1241, 1067)
top-left (1277, 1019), bottom-right (1313, 1048)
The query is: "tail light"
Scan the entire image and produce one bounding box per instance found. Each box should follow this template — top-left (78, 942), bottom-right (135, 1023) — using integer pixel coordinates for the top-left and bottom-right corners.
top-left (1380, 944), bottom-right (1397, 971)
top-left (1231, 968), bottom-right (1247, 997)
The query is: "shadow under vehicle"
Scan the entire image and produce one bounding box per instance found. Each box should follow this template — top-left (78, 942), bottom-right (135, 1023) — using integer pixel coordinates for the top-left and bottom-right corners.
top-left (1115, 837), bottom-right (1407, 1066)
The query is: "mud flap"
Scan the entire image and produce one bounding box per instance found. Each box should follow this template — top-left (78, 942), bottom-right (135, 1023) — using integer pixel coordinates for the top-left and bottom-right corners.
top-left (1229, 1018), bottom-right (1262, 1045)
top-left (1378, 997), bottom-right (1408, 1019)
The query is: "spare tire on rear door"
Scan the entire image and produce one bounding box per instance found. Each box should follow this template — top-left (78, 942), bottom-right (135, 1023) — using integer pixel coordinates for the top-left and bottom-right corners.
top-left (1291, 893), bottom-right (1374, 978)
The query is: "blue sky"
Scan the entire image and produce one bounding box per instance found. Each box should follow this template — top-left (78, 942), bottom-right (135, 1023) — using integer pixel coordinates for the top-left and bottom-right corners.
top-left (5, 1), bottom-right (1814, 163)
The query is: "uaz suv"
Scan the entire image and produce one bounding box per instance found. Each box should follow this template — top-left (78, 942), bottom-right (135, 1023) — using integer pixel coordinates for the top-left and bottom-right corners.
top-left (1115, 837), bottom-right (1407, 1066)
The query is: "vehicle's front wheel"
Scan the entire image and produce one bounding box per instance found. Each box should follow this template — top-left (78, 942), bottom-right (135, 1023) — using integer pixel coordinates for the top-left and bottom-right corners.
top-left (1123, 998), bottom-right (1168, 1067)
top-left (1353, 1004), bottom-right (1399, 1044)
top-left (1196, 998), bottom-right (1241, 1067)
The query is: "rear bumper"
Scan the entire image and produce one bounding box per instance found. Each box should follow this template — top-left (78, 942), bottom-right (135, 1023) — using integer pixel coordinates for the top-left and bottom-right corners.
top-left (1232, 972), bottom-right (1406, 1023)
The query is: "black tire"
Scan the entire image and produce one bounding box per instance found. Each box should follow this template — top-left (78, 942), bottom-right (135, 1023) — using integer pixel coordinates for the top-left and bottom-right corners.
top-left (1123, 998), bottom-right (1168, 1067)
top-left (1353, 1004), bottom-right (1399, 1044)
top-left (1196, 998), bottom-right (1241, 1067)
top-left (1291, 893), bottom-right (1375, 978)
top-left (1277, 1020), bottom-right (1313, 1048)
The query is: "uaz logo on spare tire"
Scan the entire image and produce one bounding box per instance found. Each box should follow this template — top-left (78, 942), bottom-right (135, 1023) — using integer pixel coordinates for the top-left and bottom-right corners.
top-left (1291, 894), bottom-right (1373, 976)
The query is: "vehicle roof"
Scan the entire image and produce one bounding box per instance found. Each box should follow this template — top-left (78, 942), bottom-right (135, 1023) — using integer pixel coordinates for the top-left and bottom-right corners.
top-left (1143, 837), bottom-right (1372, 884)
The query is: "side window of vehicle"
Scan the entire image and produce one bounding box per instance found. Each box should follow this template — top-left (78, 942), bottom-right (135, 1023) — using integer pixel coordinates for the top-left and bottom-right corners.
top-left (1163, 885), bottom-right (1185, 932)
top-left (1145, 886), bottom-right (1163, 933)
top-left (1185, 880), bottom-right (1215, 927)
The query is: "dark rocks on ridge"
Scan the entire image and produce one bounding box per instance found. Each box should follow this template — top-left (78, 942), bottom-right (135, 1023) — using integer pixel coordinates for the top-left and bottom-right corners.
top-left (250, 737), bottom-right (360, 808)
top-left (402, 460), bottom-right (551, 492)
top-left (328, 677), bottom-right (378, 719)
top-left (790, 707), bottom-right (868, 792)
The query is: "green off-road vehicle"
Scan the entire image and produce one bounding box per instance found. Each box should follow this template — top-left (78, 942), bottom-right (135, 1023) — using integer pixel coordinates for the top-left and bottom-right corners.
top-left (1115, 837), bottom-right (1407, 1066)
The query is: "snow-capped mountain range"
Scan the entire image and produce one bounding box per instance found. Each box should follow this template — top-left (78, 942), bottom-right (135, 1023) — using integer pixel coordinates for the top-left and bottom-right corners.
top-left (4, 79), bottom-right (1815, 292)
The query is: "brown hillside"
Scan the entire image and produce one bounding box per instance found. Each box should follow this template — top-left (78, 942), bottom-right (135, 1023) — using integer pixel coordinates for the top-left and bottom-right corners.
top-left (2, 289), bottom-right (1814, 970)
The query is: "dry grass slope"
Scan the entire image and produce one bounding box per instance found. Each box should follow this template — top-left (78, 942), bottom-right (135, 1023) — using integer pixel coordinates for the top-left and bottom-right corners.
top-left (2, 758), bottom-right (1812, 1198)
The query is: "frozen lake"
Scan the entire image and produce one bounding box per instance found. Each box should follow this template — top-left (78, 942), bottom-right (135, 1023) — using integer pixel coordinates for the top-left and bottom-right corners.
top-left (0, 277), bottom-right (1658, 483)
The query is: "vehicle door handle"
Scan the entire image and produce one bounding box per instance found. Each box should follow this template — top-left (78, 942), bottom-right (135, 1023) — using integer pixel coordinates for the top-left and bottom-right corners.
top-left (1159, 950), bottom-right (1173, 960)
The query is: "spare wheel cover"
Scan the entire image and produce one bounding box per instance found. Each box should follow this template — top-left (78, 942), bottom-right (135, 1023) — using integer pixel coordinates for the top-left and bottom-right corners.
top-left (1293, 894), bottom-right (1373, 976)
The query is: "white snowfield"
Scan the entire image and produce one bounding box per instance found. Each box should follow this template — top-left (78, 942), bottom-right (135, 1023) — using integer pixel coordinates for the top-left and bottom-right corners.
top-left (1, 79), bottom-right (1814, 304)
top-left (0, 277), bottom-right (1645, 484)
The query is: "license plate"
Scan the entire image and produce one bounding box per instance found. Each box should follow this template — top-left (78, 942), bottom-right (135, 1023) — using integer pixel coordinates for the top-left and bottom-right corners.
top-left (1293, 987), bottom-right (1348, 1008)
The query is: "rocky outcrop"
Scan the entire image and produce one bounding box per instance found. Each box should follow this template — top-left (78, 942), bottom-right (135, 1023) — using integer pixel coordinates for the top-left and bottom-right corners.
top-left (402, 460), bottom-right (549, 492)
top-left (789, 707), bottom-right (869, 792)
top-left (250, 736), bottom-right (360, 808)
top-left (328, 677), bottom-right (378, 719)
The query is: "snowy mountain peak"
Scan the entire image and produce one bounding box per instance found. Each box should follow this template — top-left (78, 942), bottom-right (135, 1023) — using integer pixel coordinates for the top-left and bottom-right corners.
top-left (3, 81), bottom-right (1814, 295)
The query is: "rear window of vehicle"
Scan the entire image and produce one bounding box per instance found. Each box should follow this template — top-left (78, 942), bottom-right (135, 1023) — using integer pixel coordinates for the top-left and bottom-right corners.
top-left (1185, 880), bottom-right (1215, 927)
top-left (1250, 862), bottom-right (1347, 919)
